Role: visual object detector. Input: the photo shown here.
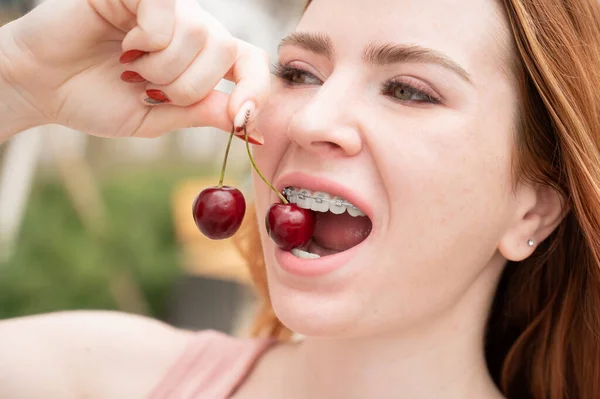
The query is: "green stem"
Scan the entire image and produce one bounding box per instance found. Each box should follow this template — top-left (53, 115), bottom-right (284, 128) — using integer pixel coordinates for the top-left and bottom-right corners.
top-left (217, 126), bottom-right (236, 187)
top-left (245, 126), bottom-right (288, 204)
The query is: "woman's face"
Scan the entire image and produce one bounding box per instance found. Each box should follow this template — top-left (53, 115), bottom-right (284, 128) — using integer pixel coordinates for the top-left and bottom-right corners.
top-left (253, 0), bottom-right (521, 337)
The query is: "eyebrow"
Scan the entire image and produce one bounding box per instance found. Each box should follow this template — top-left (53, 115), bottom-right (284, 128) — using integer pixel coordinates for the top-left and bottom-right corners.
top-left (278, 32), bottom-right (472, 84)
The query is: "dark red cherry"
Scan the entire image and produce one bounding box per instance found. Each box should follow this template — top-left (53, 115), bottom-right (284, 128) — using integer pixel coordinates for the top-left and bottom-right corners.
top-left (192, 186), bottom-right (246, 239)
top-left (265, 203), bottom-right (316, 250)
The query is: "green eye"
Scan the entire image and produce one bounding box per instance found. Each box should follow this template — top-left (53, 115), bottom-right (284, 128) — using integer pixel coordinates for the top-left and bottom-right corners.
top-left (272, 62), bottom-right (322, 86)
top-left (382, 80), bottom-right (441, 105)
top-left (393, 86), bottom-right (413, 101)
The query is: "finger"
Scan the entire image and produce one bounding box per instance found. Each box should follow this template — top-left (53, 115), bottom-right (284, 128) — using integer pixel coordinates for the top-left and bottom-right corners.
top-left (88, 0), bottom-right (137, 32)
top-left (121, 0), bottom-right (176, 52)
top-left (144, 38), bottom-right (237, 106)
top-left (124, 15), bottom-right (208, 85)
top-left (134, 90), bottom-right (264, 144)
top-left (225, 41), bottom-right (271, 132)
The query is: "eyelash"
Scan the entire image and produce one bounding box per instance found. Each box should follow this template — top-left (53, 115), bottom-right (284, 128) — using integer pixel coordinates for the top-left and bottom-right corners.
top-left (271, 62), bottom-right (442, 105)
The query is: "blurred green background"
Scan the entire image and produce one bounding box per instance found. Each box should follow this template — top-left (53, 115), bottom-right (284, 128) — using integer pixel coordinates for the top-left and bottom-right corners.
top-left (0, 165), bottom-right (200, 320)
top-left (0, 0), bottom-right (299, 333)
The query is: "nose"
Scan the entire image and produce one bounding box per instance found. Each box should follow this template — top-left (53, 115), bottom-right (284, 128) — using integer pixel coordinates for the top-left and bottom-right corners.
top-left (287, 79), bottom-right (363, 158)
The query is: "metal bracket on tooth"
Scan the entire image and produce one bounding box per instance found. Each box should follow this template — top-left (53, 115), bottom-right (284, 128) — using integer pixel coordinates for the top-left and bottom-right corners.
top-left (282, 187), bottom-right (360, 211)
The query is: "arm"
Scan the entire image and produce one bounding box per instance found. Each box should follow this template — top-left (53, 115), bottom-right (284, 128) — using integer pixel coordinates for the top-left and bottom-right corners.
top-left (0, 21), bottom-right (45, 144)
top-left (0, 310), bottom-right (193, 399)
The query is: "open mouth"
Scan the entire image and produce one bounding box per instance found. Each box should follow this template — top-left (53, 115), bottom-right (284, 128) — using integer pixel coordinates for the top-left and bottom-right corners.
top-left (282, 186), bottom-right (373, 259)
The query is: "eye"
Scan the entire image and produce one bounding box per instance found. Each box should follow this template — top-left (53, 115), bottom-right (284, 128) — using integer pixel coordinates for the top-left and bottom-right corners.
top-left (271, 62), bottom-right (322, 86)
top-left (381, 79), bottom-right (441, 105)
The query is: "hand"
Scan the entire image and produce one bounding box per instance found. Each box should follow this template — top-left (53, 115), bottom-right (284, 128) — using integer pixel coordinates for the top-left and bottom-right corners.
top-left (0, 0), bottom-right (270, 140)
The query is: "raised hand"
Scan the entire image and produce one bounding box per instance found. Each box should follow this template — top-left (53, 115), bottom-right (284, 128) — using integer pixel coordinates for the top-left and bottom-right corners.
top-left (0, 0), bottom-right (270, 140)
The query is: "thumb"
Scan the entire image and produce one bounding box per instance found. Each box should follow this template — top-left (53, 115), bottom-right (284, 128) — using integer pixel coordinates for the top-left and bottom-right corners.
top-left (133, 90), bottom-right (264, 144)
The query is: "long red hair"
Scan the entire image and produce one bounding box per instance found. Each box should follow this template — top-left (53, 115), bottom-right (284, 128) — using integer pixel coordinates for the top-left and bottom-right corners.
top-left (234, 1), bottom-right (600, 397)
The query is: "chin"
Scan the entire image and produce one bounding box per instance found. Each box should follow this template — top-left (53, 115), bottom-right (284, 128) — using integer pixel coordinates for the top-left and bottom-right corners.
top-left (259, 227), bottom-right (380, 338)
top-left (269, 286), bottom-right (359, 337)
top-left (264, 260), bottom-right (372, 338)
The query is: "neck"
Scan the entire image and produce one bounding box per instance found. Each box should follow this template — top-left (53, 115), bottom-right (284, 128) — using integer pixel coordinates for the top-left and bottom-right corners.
top-left (284, 264), bottom-right (506, 399)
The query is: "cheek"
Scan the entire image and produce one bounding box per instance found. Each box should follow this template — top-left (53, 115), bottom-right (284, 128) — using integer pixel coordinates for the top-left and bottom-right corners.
top-left (344, 111), bottom-right (517, 327)
top-left (373, 108), bottom-right (515, 279)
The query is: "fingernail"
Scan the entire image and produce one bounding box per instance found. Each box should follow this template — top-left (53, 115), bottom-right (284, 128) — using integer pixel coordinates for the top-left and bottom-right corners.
top-left (234, 100), bottom-right (256, 129)
top-left (144, 97), bottom-right (168, 105)
top-left (234, 128), bottom-right (264, 145)
top-left (120, 71), bottom-right (145, 83)
top-left (120, 50), bottom-right (146, 64)
top-left (146, 89), bottom-right (169, 102)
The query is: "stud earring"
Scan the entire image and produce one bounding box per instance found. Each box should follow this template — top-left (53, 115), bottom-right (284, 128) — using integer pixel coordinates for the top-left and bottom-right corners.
top-left (527, 239), bottom-right (535, 247)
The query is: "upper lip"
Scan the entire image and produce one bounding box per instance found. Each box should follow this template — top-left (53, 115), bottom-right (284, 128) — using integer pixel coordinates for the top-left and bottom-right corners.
top-left (274, 171), bottom-right (374, 220)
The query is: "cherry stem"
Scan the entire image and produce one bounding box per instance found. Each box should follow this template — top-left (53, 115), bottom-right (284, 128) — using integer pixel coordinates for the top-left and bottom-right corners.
top-left (217, 126), bottom-right (236, 188)
top-left (244, 125), bottom-right (288, 204)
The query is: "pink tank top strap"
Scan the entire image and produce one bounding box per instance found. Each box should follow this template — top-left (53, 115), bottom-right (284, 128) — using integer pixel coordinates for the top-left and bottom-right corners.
top-left (146, 330), bottom-right (275, 399)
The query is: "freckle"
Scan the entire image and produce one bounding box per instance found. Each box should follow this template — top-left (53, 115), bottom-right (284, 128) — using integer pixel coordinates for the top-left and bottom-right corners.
top-left (440, 218), bottom-right (447, 225)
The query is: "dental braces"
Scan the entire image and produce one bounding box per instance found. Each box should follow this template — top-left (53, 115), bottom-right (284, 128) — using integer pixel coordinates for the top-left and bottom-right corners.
top-left (282, 187), bottom-right (361, 211)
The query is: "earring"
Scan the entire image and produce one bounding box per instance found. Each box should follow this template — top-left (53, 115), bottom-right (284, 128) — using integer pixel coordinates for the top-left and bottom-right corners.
top-left (527, 239), bottom-right (535, 247)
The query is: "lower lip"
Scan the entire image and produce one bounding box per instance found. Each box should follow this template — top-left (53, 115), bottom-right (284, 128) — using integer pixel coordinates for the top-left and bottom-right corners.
top-left (274, 239), bottom-right (367, 278)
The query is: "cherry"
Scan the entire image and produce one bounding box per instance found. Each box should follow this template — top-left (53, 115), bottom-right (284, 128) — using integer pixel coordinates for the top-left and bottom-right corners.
top-left (192, 125), bottom-right (246, 239)
top-left (192, 109), bottom-right (317, 251)
top-left (192, 186), bottom-right (246, 239)
top-left (265, 203), bottom-right (316, 250)
top-left (240, 124), bottom-right (317, 251)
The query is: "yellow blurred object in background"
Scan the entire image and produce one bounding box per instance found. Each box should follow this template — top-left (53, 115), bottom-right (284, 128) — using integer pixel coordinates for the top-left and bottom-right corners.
top-left (172, 178), bottom-right (252, 285)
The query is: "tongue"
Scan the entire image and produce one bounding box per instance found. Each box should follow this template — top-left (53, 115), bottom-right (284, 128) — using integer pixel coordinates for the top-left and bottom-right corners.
top-left (311, 212), bottom-right (372, 252)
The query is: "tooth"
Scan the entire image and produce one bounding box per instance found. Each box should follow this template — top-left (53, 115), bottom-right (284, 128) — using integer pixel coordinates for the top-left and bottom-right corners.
top-left (347, 206), bottom-right (366, 217)
top-left (311, 191), bottom-right (330, 212)
top-left (291, 248), bottom-right (321, 259)
top-left (329, 196), bottom-right (346, 214)
top-left (296, 188), bottom-right (313, 209)
top-left (284, 187), bottom-right (297, 203)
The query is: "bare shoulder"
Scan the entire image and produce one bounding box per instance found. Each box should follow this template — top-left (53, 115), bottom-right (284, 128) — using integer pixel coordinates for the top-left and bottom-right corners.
top-left (0, 310), bottom-right (194, 399)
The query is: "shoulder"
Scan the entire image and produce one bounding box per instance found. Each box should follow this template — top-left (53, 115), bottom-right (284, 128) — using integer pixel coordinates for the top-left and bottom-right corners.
top-left (0, 310), bottom-right (193, 399)
top-left (152, 328), bottom-right (275, 376)
top-left (148, 329), bottom-right (277, 398)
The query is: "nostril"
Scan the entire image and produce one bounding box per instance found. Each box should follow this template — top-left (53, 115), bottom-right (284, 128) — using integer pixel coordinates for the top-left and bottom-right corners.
top-left (311, 141), bottom-right (343, 153)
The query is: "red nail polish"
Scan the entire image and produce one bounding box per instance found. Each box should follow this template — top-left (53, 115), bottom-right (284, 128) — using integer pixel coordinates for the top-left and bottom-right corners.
top-left (146, 89), bottom-right (169, 102)
top-left (120, 50), bottom-right (146, 64)
top-left (120, 71), bottom-right (145, 83)
top-left (235, 133), bottom-right (263, 146)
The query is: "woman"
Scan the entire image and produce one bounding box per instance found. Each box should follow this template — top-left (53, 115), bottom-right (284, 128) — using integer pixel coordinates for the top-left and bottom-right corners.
top-left (1, 0), bottom-right (599, 398)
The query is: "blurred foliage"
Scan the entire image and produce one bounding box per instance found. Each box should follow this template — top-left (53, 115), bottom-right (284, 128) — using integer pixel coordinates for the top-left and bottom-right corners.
top-left (0, 165), bottom-right (207, 320)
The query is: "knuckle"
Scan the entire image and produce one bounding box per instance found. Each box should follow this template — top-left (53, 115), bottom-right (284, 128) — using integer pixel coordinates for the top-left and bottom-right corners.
top-left (150, 73), bottom-right (173, 86)
top-left (136, 57), bottom-right (177, 86)
top-left (177, 82), bottom-right (207, 105)
top-left (185, 22), bottom-right (209, 45)
top-left (148, 32), bottom-right (171, 51)
top-left (153, 63), bottom-right (179, 85)
top-left (133, 65), bottom-right (164, 85)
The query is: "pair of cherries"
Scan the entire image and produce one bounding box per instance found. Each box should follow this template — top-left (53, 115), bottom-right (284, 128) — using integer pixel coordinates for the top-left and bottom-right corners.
top-left (192, 121), bottom-right (315, 251)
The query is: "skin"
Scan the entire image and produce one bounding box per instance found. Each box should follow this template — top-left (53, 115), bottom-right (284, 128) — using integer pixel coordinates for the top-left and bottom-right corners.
top-left (0, 0), bottom-right (565, 398)
top-left (0, 0), bottom-right (268, 142)
top-left (241, 0), bottom-right (564, 397)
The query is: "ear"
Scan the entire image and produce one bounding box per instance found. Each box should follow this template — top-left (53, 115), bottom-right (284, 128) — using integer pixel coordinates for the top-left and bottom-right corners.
top-left (498, 183), bottom-right (568, 262)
